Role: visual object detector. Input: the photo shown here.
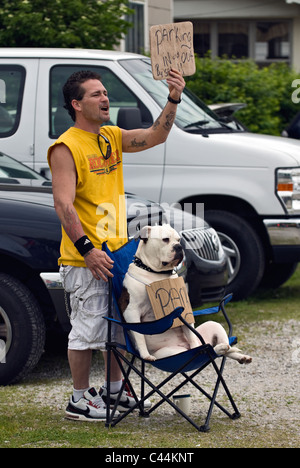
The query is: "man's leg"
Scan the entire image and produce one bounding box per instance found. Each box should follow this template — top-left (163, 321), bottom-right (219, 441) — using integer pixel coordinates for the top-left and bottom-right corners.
top-left (68, 349), bottom-right (92, 390)
top-left (103, 350), bottom-right (123, 383)
top-left (66, 348), bottom-right (118, 421)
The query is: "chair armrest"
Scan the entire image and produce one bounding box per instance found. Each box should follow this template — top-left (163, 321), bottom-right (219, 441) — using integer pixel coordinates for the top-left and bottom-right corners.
top-left (193, 305), bottom-right (220, 317)
top-left (192, 294), bottom-right (234, 338)
top-left (105, 306), bottom-right (184, 336)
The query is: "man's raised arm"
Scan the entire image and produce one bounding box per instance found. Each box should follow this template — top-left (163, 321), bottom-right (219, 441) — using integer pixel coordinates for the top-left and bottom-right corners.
top-left (121, 69), bottom-right (185, 153)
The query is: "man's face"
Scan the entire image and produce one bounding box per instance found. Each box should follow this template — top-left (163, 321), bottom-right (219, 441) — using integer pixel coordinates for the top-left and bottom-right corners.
top-left (74, 79), bottom-right (110, 124)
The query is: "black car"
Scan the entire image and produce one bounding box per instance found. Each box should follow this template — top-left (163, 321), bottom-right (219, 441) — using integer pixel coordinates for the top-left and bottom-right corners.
top-left (0, 154), bottom-right (227, 385)
top-left (282, 111), bottom-right (300, 140)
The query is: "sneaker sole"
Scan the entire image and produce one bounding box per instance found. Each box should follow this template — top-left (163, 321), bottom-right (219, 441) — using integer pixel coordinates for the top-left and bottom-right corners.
top-left (65, 411), bottom-right (106, 422)
top-left (110, 401), bottom-right (152, 412)
top-left (65, 408), bottom-right (120, 422)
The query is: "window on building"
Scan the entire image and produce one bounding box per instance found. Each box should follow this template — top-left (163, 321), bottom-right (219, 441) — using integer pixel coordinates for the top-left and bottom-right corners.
top-left (256, 22), bottom-right (290, 61)
top-left (177, 19), bottom-right (291, 65)
top-left (218, 22), bottom-right (249, 59)
top-left (193, 22), bottom-right (210, 57)
top-left (126, 1), bottom-right (145, 54)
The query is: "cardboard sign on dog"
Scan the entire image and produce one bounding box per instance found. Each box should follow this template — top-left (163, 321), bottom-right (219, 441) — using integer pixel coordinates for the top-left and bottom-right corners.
top-left (150, 21), bottom-right (196, 80)
top-left (146, 277), bottom-right (195, 328)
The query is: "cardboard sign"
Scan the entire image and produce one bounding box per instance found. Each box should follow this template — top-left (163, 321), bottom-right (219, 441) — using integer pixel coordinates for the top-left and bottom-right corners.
top-left (146, 277), bottom-right (195, 329)
top-left (150, 21), bottom-right (196, 80)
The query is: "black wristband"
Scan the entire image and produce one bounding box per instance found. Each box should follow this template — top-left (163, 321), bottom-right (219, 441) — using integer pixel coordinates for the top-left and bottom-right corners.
top-left (168, 94), bottom-right (181, 105)
top-left (74, 235), bottom-right (95, 257)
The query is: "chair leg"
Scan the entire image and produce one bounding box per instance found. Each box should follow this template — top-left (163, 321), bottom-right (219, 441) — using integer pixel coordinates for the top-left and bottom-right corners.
top-left (105, 344), bottom-right (112, 428)
top-left (139, 360), bottom-right (150, 418)
top-left (216, 357), bottom-right (241, 419)
top-left (107, 348), bottom-right (150, 426)
top-left (106, 348), bottom-right (240, 432)
top-left (199, 357), bottom-right (240, 431)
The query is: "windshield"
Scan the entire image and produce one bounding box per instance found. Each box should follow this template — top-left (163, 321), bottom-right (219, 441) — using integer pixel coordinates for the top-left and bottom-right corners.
top-left (120, 58), bottom-right (233, 134)
top-left (0, 152), bottom-right (47, 180)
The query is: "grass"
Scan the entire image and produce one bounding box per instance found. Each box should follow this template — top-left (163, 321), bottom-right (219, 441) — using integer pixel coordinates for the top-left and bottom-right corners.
top-left (0, 408), bottom-right (296, 449)
top-left (1, 267), bottom-right (300, 449)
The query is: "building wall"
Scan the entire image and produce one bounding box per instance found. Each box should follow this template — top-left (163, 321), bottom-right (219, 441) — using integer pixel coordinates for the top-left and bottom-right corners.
top-left (148, 0), bottom-right (173, 27)
top-left (174, 0), bottom-right (300, 71)
top-left (120, 0), bottom-right (173, 52)
top-left (174, 0), bottom-right (300, 20)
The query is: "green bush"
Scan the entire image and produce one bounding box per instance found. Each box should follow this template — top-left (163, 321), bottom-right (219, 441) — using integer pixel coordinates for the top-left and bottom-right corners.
top-left (186, 55), bottom-right (300, 136)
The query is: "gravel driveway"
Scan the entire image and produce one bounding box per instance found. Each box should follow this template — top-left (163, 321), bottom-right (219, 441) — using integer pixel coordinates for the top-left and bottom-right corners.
top-left (25, 319), bottom-right (300, 435)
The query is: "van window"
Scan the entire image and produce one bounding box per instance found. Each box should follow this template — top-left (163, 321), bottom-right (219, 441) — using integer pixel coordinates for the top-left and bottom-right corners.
top-left (0, 66), bottom-right (25, 137)
top-left (120, 59), bottom-right (226, 134)
top-left (50, 65), bottom-right (153, 138)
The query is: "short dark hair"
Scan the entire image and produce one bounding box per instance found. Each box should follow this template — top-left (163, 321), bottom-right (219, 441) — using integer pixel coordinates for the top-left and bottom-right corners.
top-left (63, 70), bottom-right (102, 121)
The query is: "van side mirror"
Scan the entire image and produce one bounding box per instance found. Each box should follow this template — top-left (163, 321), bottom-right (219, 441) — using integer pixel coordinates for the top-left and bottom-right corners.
top-left (117, 107), bottom-right (143, 130)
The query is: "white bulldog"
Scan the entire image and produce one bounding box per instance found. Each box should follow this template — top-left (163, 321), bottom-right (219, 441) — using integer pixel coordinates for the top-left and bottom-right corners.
top-left (120, 224), bottom-right (252, 365)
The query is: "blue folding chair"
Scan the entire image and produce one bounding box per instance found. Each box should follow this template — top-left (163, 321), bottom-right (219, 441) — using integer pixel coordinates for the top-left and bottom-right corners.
top-left (103, 239), bottom-right (240, 432)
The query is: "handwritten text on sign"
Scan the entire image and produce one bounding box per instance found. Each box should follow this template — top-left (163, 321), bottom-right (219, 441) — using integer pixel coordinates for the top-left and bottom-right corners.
top-left (150, 22), bottom-right (196, 80)
top-left (146, 277), bottom-right (195, 329)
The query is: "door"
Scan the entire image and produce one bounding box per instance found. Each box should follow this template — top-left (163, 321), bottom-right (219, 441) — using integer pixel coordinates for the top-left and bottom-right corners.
top-left (35, 58), bottom-right (165, 201)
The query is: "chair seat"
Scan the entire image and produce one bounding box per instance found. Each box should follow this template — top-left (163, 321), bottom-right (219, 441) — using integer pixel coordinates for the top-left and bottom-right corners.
top-left (147, 345), bottom-right (216, 373)
top-left (148, 335), bottom-right (237, 373)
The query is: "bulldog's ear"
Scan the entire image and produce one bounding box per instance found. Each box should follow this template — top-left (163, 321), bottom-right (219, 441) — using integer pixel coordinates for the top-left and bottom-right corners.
top-left (139, 226), bottom-right (151, 243)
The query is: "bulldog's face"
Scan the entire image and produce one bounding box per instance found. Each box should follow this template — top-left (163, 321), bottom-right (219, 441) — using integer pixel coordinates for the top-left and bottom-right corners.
top-left (137, 224), bottom-right (184, 272)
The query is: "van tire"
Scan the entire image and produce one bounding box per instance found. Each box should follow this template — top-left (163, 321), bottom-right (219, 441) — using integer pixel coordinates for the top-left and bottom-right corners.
top-left (0, 274), bottom-right (46, 386)
top-left (204, 210), bottom-right (265, 300)
top-left (260, 262), bottom-right (298, 289)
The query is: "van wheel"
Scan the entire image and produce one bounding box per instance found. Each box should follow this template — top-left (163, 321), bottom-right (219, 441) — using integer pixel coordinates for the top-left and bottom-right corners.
top-left (205, 210), bottom-right (265, 300)
top-left (260, 262), bottom-right (298, 289)
top-left (0, 274), bottom-right (46, 385)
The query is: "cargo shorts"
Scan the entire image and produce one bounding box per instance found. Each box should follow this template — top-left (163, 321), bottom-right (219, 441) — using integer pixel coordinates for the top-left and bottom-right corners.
top-left (60, 265), bottom-right (124, 351)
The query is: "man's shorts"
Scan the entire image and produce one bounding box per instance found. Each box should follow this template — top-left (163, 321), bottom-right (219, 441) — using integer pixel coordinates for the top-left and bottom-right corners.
top-left (60, 265), bottom-right (124, 351)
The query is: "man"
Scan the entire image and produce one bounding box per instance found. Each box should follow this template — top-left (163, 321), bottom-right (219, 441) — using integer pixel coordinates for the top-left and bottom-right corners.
top-left (48, 69), bottom-right (185, 421)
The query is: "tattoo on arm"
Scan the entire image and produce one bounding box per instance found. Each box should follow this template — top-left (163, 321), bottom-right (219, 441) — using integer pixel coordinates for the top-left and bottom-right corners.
top-left (152, 110), bottom-right (176, 133)
top-left (152, 113), bottom-right (162, 131)
top-left (129, 138), bottom-right (148, 148)
top-left (62, 205), bottom-right (83, 242)
top-left (126, 106), bottom-right (176, 152)
top-left (163, 111), bottom-right (176, 131)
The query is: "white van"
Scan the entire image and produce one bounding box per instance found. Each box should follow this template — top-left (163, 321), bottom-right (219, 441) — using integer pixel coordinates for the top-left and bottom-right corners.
top-left (1, 48), bottom-right (300, 299)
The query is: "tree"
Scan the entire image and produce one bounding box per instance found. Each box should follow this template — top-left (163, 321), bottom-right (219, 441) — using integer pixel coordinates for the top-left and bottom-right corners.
top-left (186, 55), bottom-right (300, 136)
top-left (0, 0), bottom-right (133, 49)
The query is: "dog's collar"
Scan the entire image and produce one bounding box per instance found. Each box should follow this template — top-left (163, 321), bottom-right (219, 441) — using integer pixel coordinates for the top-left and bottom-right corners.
top-left (133, 256), bottom-right (174, 275)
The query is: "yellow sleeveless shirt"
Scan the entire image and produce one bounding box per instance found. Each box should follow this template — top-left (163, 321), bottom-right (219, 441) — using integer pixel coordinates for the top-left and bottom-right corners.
top-left (47, 126), bottom-right (127, 267)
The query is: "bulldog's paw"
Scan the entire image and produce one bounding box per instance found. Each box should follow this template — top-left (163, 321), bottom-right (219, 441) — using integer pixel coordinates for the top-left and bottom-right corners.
top-left (238, 355), bottom-right (252, 365)
top-left (143, 354), bottom-right (157, 361)
top-left (214, 343), bottom-right (230, 355)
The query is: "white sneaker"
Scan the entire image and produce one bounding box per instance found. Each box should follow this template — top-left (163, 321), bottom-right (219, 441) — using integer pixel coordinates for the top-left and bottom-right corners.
top-left (123, 381), bottom-right (152, 410)
top-left (65, 387), bottom-right (119, 421)
top-left (100, 385), bottom-right (152, 412)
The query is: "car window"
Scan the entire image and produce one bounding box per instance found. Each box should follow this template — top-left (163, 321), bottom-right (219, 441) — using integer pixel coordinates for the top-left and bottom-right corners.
top-left (0, 152), bottom-right (45, 180)
top-left (120, 58), bottom-right (235, 134)
top-left (0, 66), bottom-right (25, 137)
top-left (49, 65), bottom-right (153, 138)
